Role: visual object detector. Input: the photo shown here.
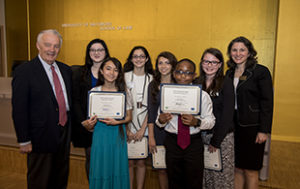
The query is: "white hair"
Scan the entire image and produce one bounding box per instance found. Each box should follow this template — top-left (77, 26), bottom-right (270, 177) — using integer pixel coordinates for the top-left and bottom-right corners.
top-left (37, 29), bottom-right (63, 46)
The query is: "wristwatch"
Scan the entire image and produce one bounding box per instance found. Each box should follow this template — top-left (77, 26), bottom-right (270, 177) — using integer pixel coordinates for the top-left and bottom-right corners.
top-left (196, 119), bottom-right (201, 127)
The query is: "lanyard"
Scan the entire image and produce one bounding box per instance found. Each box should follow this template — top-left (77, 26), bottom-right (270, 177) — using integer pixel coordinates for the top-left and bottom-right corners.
top-left (131, 72), bottom-right (147, 105)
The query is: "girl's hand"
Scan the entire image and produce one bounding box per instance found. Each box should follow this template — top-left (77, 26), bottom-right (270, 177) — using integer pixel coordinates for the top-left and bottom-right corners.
top-left (158, 113), bottom-right (173, 124)
top-left (81, 115), bottom-right (97, 131)
top-left (134, 128), bottom-right (146, 141)
top-left (208, 144), bottom-right (218, 153)
top-left (100, 118), bottom-right (119, 125)
top-left (181, 114), bottom-right (197, 126)
top-left (255, 132), bottom-right (268, 144)
top-left (149, 136), bottom-right (157, 153)
top-left (127, 130), bottom-right (135, 142)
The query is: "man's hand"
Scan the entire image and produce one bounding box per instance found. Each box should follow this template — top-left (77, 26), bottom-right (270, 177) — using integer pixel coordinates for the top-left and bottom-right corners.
top-left (20, 143), bottom-right (32, 154)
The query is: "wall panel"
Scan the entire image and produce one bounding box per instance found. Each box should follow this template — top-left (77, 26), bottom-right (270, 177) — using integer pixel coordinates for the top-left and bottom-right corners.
top-left (28, 0), bottom-right (278, 75)
top-left (5, 0), bottom-right (28, 76)
top-left (272, 0), bottom-right (300, 141)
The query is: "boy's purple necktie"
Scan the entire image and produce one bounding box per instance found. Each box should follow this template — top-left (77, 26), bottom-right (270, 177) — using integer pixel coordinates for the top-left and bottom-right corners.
top-left (177, 115), bottom-right (190, 149)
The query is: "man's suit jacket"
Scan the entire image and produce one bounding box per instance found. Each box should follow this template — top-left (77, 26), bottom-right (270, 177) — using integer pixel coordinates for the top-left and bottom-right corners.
top-left (12, 56), bottom-right (72, 153)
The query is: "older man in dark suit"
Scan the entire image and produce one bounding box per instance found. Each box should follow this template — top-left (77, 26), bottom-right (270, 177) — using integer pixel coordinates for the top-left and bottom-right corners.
top-left (12, 29), bottom-right (72, 189)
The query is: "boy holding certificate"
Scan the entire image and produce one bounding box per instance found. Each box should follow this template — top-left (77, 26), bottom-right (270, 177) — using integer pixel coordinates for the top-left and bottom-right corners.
top-left (156, 59), bottom-right (215, 189)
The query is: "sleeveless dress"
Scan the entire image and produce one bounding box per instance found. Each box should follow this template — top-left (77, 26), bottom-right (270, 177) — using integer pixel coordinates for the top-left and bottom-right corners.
top-left (89, 86), bottom-right (132, 189)
top-left (89, 121), bottom-right (130, 189)
top-left (124, 71), bottom-right (152, 136)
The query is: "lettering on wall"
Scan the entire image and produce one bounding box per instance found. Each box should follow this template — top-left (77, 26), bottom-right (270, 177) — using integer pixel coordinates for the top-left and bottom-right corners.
top-left (61, 22), bottom-right (133, 31)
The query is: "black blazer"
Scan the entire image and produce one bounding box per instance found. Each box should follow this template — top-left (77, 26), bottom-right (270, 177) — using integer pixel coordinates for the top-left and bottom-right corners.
top-left (226, 64), bottom-right (273, 133)
top-left (12, 56), bottom-right (72, 153)
top-left (71, 65), bottom-right (93, 147)
top-left (209, 76), bottom-right (235, 148)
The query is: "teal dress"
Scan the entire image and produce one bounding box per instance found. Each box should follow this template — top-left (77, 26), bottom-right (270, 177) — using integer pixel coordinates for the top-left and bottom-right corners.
top-left (89, 121), bottom-right (130, 189)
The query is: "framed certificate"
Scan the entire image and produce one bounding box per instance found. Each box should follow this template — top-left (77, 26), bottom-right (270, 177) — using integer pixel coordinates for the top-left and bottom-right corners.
top-left (127, 137), bottom-right (148, 159)
top-left (152, 145), bottom-right (166, 169)
top-left (88, 91), bottom-right (126, 119)
top-left (160, 84), bottom-right (202, 115)
top-left (204, 144), bottom-right (223, 171)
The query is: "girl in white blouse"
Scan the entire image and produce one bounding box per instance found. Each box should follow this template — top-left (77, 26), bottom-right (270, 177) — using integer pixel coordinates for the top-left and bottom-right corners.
top-left (124, 46), bottom-right (153, 189)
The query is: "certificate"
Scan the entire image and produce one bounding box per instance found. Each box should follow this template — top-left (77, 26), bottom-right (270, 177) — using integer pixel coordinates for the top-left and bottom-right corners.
top-left (152, 145), bottom-right (166, 169)
top-left (160, 84), bottom-right (202, 115)
top-left (88, 91), bottom-right (126, 119)
top-left (204, 144), bottom-right (222, 171)
top-left (127, 137), bottom-right (148, 159)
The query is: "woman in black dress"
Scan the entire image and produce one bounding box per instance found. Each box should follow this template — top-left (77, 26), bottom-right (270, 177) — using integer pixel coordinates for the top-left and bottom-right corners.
top-left (71, 38), bottom-right (110, 179)
top-left (226, 36), bottom-right (273, 189)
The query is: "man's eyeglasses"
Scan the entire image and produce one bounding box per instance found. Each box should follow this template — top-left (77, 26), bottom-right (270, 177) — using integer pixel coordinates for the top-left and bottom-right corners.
top-left (202, 60), bottom-right (221, 66)
top-left (174, 70), bottom-right (194, 76)
top-left (90, 48), bottom-right (105, 53)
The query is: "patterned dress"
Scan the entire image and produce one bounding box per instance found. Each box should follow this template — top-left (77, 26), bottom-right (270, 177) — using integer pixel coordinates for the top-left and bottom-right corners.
top-left (202, 76), bottom-right (235, 189)
top-left (202, 132), bottom-right (234, 189)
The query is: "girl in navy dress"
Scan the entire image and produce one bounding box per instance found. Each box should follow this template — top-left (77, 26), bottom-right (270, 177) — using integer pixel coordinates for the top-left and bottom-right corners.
top-left (148, 52), bottom-right (177, 189)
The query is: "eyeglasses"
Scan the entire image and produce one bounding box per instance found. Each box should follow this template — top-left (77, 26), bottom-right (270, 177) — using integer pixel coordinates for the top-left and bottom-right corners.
top-left (90, 48), bottom-right (105, 53)
top-left (174, 70), bottom-right (194, 76)
top-left (132, 55), bottom-right (146, 59)
top-left (202, 60), bottom-right (221, 66)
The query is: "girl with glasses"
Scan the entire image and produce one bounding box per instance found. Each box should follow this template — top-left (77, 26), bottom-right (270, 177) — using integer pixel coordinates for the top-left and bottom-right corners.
top-left (71, 38), bottom-right (110, 180)
top-left (196, 48), bottom-right (235, 188)
top-left (124, 46), bottom-right (154, 189)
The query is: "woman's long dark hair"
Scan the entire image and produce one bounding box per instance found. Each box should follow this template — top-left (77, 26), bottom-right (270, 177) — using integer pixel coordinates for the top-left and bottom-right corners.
top-left (226, 36), bottom-right (258, 70)
top-left (123, 46), bottom-right (154, 75)
top-left (96, 57), bottom-right (126, 138)
top-left (150, 51), bottom-right (177, 104)
top-left (82, 39), bottom-right (110, 81)
top-left (196, 48), bottom-right (224, 96)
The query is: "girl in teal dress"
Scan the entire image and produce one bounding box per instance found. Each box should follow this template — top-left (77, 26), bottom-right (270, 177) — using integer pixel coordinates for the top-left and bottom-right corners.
top-left (82, 57), bottom-right (133, 189)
